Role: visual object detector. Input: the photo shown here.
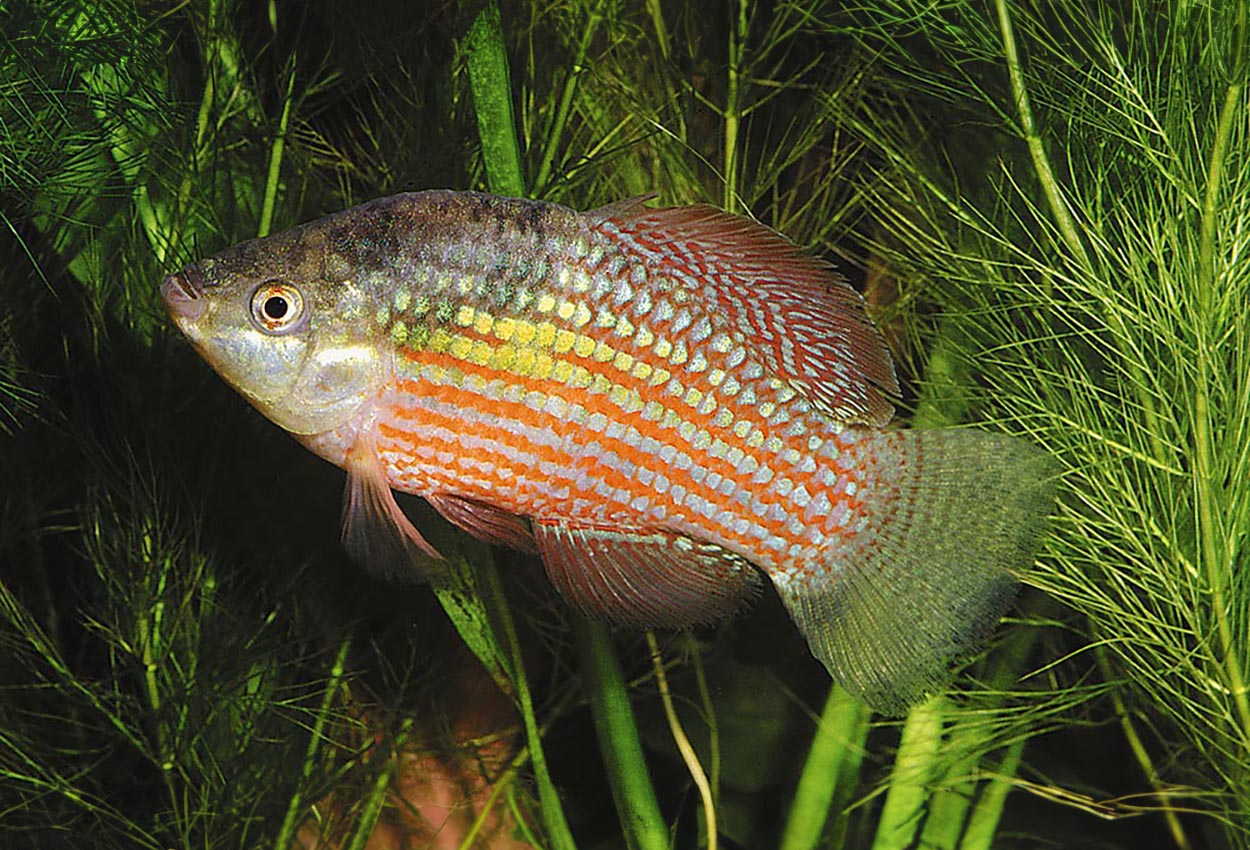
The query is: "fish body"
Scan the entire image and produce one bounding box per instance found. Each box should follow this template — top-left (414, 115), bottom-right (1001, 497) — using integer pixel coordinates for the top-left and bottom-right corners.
top-left (163, 191), bottom-right (1051, 711)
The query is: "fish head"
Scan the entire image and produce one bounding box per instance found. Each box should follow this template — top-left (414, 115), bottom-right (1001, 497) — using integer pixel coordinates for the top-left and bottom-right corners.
top-left (162, 224), bottom-right (387, 436)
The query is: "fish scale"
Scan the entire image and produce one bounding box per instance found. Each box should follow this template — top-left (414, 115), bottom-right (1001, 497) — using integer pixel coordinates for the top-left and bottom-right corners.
top-left (371, 227), bottom-right (849, 575)
top-left (163, 190), bottom-right (1053, 712)
top-left (381, 344), bottom-right (830, 563)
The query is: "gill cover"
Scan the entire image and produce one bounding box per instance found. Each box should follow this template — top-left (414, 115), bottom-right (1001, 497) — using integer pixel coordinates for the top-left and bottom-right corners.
top-left (163, 227), bottom-right (386, 437)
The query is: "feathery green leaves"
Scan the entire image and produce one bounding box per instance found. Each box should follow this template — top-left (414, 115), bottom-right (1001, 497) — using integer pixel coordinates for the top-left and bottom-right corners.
top-left (2, 0), bottom-right (1242, 847)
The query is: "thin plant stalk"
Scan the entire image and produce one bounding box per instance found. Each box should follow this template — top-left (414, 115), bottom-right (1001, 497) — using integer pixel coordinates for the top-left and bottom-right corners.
top-left (648, 633), bottom-right (716, 850)
top-left (959, 736), bottom-right (1025, 850)
top-left (645, 0), bottom-right (671, 60)
top-left (481, 554), bottom-right (576, 850)
top-left (532, 0), bottom-right (604, 195)
top-left (994, 0), bottom-right (1088, 269)
top-left (1108, 676), bottom-right (1193, 850)
top-left (428, 549), bottom-right (573, 848)
top-left (343, 718), bottom-right (414, 850)
top-left (258, 63), bottom-right (296, 239)
top-left (721, 0), bottom-right (749, 211)
top-left (273, 637), bottom-right (352, 850)
top-left (687, 635), bottom-right (720, 815)
top-left (458, 751), bottom-right (526, 850)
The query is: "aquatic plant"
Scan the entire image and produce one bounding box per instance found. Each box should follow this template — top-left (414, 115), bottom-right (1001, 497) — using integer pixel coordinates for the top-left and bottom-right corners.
top-left (0, 0), bottom-right (1243, 847)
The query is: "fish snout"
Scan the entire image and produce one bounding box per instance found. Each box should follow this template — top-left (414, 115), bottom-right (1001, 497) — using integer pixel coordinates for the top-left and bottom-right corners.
top-left (161, 269), bottom-right (206, 322)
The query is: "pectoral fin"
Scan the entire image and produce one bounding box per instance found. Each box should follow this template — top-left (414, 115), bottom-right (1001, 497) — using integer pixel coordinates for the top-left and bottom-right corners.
top-left (534, 522), bottom-right (764, 629)
top-left (342, 432), bottom-right (443, 580)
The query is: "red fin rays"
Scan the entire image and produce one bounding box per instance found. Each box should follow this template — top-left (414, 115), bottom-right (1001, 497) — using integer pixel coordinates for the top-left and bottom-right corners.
top-left (599, 204), bottom-right (899, 426)
top-left (428, 493), bottom-right (537, 553)
top-left (534, 522), bottom-right (765, 629)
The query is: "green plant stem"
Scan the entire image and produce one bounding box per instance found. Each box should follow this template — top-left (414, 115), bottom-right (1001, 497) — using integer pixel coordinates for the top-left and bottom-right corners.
top-left (920, 753), bottom-right (977, 850)
top-left (779, 686), bottom-right (870, 850)
top-left (480, 556), bottom-right (576, 850)
top-left (343, 717), bottom-right (414, 850)
top-left (574, 616), bottom-right (668, 850)
top-left (994, 0), bottom-right (1088, 270)
top-left (645, 0), bottom-right (671, 60)
top-left (959, 736), bottom-right (1024, 850)
top-left (870, 697), bottom-right (944, 850)
top-left (533, 1), bottom-right (603, 195)
top-left (722, 0), bottom-right (749, 211)
top-left (258, 64), bottom-right (296, 239)
top-left (688, 634), bottom-right (720, 814)
top-left (459, 750), bottom-right (523, 850)
top-left (1107, 674), bottom-right (1193, 850)
top-left (507, 782), bottom-right (545, 847)
top-left (273, 636), bottom-right (351, 850)
top-left (171, 32), bottom-right (217, 259)
top-left (466, 0), bottom-right (525, 197)
top-left (1193, 38), bottom-right (1250, 767)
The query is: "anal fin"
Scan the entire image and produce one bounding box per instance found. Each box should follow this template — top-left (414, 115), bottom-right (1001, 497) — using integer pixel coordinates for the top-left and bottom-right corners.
top-left (534, 522), bottom-right (764, 629)
top-left (342, 432), bottom-right (444, 581)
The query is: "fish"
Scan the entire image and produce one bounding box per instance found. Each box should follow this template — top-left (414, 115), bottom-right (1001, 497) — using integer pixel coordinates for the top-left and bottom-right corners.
top-left (162, 190), bottom-right (1052, 712)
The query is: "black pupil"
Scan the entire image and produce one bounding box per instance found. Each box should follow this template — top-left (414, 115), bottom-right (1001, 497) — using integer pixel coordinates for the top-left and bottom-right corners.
top-left (263, 294), bottom-right (289, 321)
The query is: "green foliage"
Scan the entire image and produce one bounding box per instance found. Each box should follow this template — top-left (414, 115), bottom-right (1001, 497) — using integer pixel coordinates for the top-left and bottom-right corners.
top-left (1, 0), bottom-right (1244, 848)
top-left (835, 0), bottom-right (1250, 842)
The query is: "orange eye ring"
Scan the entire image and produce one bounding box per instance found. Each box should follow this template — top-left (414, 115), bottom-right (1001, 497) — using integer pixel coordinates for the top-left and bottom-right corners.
top-left (250, 281), bottom-right (305, 333)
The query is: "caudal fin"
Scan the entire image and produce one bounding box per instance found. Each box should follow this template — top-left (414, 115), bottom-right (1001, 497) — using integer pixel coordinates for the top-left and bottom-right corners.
top-left (775, 429), bottom-right (1054, 714)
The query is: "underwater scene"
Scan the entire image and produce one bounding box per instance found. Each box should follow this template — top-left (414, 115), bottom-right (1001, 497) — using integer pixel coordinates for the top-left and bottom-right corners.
top-left (1, 1), bottom-right (1247, 848)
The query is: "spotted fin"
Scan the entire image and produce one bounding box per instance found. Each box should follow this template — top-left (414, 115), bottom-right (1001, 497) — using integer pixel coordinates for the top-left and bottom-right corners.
top-left (341, 431), bottom-right (444, 580)
top-left (598, 204), bottom-right (899, 426)
top-left (428, 492), bottom-right (537, 553)
top-left (534, 522), bottom-right (765, 629)
top-left (774, 429), bottom-right (1054, 714)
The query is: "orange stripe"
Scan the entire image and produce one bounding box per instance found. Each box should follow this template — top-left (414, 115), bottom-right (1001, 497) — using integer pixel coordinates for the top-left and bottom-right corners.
top-left (389, 328), bottom-right (831, 549)
top-left (377, 419), bottom-right (534, 505)
top-left (381, 381), bottom-right (797, 552)
top-left (376, 390), bottom-right (565, 506)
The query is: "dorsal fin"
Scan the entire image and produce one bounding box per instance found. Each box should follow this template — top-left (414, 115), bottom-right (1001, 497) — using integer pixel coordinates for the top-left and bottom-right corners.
top-left (597, 204), bottom-right (899, 426)
top-left (585, 193), bottom-right (658, 220)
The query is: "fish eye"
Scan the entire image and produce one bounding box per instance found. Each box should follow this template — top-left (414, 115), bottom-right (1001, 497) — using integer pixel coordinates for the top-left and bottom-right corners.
top-left (250, 281), bottom-right (305, 334)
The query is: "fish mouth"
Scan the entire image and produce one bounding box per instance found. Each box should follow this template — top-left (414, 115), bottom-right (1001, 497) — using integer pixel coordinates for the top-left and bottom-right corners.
top-left (161, 269), bottom-right (206, 323)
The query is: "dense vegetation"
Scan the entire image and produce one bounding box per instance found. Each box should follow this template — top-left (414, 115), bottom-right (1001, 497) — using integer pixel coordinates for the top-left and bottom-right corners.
top-left (1, 1), bottom-right (1246, 847)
